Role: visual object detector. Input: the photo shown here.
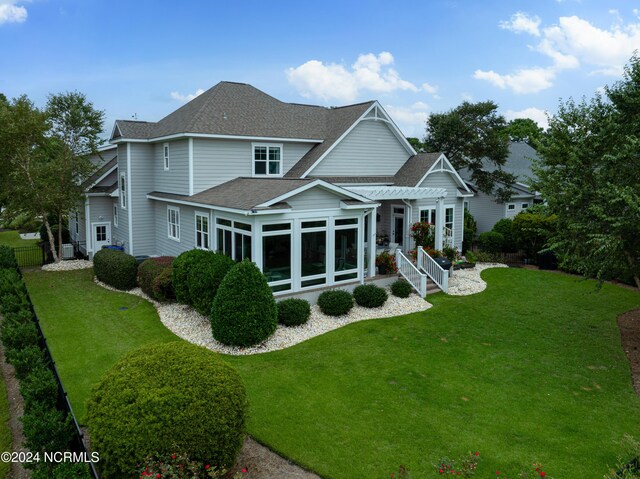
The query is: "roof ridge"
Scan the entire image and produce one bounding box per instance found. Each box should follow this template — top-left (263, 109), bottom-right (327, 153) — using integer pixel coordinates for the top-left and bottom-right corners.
top-left (183, 83), bottom-right (226, 133)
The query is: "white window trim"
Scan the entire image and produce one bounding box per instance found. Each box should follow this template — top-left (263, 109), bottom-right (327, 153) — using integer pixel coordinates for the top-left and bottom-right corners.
top-left (120, 173), bottom-right (127, 209)
top-left (113, 202), bottom-right (118, 228)
top-left (216, 216), bottom-right (253, 260)
top-left (506, 203), bottom-right (516, 212)
top-left (194, 211), bottom-right (210, 250)
top-left (521, 202), bottom-right (529, 209)
top-left (163, 143), bottom-right (170, 171)
top-left (252, 142), bottom-right (283, 177)
top-left (167, 206), bottom-right (180, 242)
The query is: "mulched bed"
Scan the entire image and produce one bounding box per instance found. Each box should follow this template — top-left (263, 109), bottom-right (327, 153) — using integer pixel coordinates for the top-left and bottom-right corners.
top-left (619, 308), bottom-right (640, 397)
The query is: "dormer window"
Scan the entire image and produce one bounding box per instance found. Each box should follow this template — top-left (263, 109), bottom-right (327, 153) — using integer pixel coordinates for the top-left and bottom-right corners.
top-left (253, 143), bottom-right (282, 176)
top-left (163, 143), bottom-right (170, 170)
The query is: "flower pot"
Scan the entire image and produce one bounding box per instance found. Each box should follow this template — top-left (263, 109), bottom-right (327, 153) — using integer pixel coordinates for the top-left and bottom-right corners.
top-left (378, 264), bottom-right (387, 275)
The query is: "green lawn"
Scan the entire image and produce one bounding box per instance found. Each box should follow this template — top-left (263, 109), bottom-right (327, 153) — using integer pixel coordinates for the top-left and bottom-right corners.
top-left (22, 268), bottom-right (179, 422)
top-left (225, 269), bottom-right (640, 478)
top-left (21, 267), bottom-right (640, 478)
top-left (0, 230), bottom-right (39, 248)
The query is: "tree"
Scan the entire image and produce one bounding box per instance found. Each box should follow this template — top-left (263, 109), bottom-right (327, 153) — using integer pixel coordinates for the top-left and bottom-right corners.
top-left (406, 137), bottom-right (425, 152)
top-left (535, 55), bottom-right (640, 288)
top-left (1, 92), bottom-right (104, 262)
top-left (505, 118), bottom-right (544, 147)
top-left (424, 101), bottom-right (515, 201)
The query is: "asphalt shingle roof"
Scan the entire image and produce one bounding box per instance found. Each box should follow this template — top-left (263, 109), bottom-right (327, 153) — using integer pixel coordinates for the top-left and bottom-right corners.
top-left (393, 152), bottom-right (442, 187)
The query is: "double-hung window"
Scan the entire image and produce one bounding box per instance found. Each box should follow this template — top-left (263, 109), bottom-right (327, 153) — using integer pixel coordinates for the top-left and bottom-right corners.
top-left (195, 212), bottom-right (209, 249)
top-left (113, 203), bottom-right (118, 227)
top-left (163, 143), bottom-right (170, 170)
top-left (253, 143), bottom-right (282, 176)
top-left (167, 206), bottom-right (180, 241)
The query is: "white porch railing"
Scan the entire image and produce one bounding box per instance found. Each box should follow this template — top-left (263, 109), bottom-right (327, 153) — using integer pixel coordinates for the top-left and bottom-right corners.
top-left (417, 246), bottom-right (449, 293)
top-left (395, 248), bottom-right (427, 297)
top-left (443, 226), bottom-right (454, 249)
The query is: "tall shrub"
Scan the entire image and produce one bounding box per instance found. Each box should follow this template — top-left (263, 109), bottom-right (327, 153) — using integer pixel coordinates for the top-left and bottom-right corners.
top-left (138, 256), bottom-right (175, 302)
top-left (172, 250), bottom-right (235, 315)
top-left (492, 218), bottom-right (516, 252)
top-left (210, 260), bottom-right (277, 346)
top-left (86, 342), bottom-right (247, 479)
top-left (462, 210), bottom-right (477, 253)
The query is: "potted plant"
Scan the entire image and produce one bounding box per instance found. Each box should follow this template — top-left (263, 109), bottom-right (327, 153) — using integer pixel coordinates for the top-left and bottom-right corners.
top-left (376, 250), bottom-right (397, 275)
top-left (376, 232), bottom-right (390, 246)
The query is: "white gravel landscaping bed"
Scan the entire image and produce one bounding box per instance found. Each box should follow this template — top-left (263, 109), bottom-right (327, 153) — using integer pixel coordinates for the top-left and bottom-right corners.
top-left (447, 262), bottom-right (508, 295)
top-left (94, 277), bottom-right (431, 356)
top-left (42, 260), bottom-right (93, 271)
top-left (92, 262), bottom-right (508, 355)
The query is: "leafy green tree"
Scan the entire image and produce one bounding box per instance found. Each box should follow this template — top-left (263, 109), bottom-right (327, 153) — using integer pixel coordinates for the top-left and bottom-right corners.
top-left (406, 137), bottom-right (425, 152)
top-left (535, 55), bottom-right (640, 288)
top-left (505, 118), bottom-right (544, 147)
top-left (424, 101), bottom-right (515, 201)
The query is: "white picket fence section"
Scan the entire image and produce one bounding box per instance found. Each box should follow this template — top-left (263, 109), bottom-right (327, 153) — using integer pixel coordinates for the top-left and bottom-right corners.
top-left (443, 226), bottom-right (454, 248)
top-left (417, 246), bottom-right (449, 293)
top-left (395, 248), bottom-right (427, 297)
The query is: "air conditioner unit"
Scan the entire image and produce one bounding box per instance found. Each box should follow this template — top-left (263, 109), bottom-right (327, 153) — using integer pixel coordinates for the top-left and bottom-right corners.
top-left (62, 243), bottom-right (75, 259)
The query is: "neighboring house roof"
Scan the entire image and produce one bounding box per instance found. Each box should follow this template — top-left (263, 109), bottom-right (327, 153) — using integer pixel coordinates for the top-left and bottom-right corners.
top-left (308, 176), bottom-right (395, 185)
top-left (393, 152), bottom-right (441, 187)
top-left (148, 177), bottom-right (376, 212)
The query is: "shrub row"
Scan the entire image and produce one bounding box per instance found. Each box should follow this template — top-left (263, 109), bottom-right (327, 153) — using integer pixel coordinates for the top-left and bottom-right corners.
top-left (0, 250), bottom-right (90, 478)
top-left (87, 342), bottom-right (247, 479)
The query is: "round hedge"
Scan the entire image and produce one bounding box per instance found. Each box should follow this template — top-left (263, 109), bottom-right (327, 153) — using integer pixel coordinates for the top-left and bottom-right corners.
top-left (86, 341), bottom-right (247, 479)
top-left (477, 231), bottom-right (504, 255)
top-left (172, 250), bottom-right (235, 315)
top-left (390, 280), bottom-right (413, 298)
top-left (317, 289), bottom-right (353, 316)
top-left (211, 259), bottom-right (277, 346)
top-left (353, 284), bottom-right (388, 308)
top-left (93, 249), bottom-right (138, 290)
top-left (138, 256), bottom-right (175, 302)
top-left (277, 298), bottom-right (311, 327)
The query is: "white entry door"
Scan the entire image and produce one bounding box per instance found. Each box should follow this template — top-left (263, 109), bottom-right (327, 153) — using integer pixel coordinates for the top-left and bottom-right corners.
top-left (391, 205), bottom-right (405, 245)
top-left (92, 222), bottom-right (111, 251)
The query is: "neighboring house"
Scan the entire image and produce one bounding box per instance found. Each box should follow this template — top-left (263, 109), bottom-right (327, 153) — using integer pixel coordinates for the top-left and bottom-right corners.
top-left (461, 141), bottom-right (543, 234)
top-left (73, 82), bottom-right (472, 295)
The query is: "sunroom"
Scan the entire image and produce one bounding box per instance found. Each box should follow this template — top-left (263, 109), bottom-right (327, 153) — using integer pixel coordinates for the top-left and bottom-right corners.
top-left (148, 178), bottom-right (381, 295)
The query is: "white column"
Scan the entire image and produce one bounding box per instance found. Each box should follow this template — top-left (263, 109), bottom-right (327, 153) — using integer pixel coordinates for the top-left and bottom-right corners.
top-left (368, 209), bottom-right (377, 277)
top-left (435, 196), bottom-right (445, 251)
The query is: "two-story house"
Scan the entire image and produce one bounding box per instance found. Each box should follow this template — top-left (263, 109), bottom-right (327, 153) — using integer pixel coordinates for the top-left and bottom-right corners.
top-left (72, 82), bottom-right (473, 295)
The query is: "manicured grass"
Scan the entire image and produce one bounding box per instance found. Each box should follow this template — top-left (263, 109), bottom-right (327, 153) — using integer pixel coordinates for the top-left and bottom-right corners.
top-left (0, 373), bottom-right (11, 479)
top-left (22, 268), bottom-right (180, 422)
top-left (225, 269), bottom-right (640, 478)
top-left (0, 230), bottom-right (39, 248)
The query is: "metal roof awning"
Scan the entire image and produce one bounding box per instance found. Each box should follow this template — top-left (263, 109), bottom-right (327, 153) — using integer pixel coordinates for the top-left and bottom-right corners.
top-left (344, 185), bottom-right (447, 201)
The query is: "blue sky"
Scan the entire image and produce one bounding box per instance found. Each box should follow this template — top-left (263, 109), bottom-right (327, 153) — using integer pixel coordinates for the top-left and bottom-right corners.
top-left (1, 0), bottom-right (640, 138)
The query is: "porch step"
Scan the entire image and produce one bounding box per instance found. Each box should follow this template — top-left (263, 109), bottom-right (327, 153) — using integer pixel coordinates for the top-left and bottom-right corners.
top-left (426, 281), bottom-right (442, 294)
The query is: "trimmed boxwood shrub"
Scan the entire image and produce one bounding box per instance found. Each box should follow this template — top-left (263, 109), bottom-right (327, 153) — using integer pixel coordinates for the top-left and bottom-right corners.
top-left (0, 319), bottom-right (39, 353)
top-left (317, 290), bottom-right (353, 316)
top-left (9, 345), bottom-right (47, 381)
top-left (0, 245), bottom-right (18, 270)
top-left (86, 341), bottom-right (247, 479)
top-left (277, 298), bottom-right (311, 327)
top-left (21, 403), bottom-right (74, 459)
top-left (173, 250), bottom-right (235, 315)
top-left (20, 365), bottom-right (59, 410)
top-left (353, 284), bottom-right (388, 308)
top-left (211, 260), bottom-right (277, 346)
top-left (93, 249), bottom-right (138, 290)
top-left (391, 279), bottom-right (413, 298)
top-left (477, 231), bottom-right (504, 255)
top-left (138, 256), bottom-right (175, 302)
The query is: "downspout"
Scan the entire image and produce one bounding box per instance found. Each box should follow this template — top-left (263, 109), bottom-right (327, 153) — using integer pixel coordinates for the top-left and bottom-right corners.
top-left (402, 199), bottom-right (412, 252)
top-left (84, 196), bottom-right (91, 256)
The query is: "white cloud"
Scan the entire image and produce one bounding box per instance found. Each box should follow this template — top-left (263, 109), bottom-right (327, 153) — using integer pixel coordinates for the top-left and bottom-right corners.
top-left (170, 88), bottom-right (205, 102)
top-left (499, 12), bottom-right (541, 37)
top-left (476, 13), bottom-right (640, 93)
top-left (473, 67), bottom-right (556, 94)
top-left (505, 107), bottom-right (549, 130)
top-left (422, 82), bottom-right (439, 95)
top-left (287, 52), bottom-right (418, 103)
top-left (384, 103), bottom-right (430, 137)
top-left (0, 1), bottom-right (27, 24)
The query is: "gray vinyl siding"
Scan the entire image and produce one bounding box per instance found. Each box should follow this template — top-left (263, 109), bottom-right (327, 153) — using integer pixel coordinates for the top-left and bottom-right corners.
top-left (155, 140), bottom-right (189, 195)
top-left (310, 120), bottom-right (410, 177)
top-left (113, 144), bottom-right (129, 249)
top-left (154, 201), bottom-right (197, 257)
top-left (192, 139), bottom-right (313, 193)
top-left (466, 191), bottom-right (536, 234)
top-left (130, 143), bottom-right (156, 256)
top-left (286, 188), bottom-right (346, 210)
